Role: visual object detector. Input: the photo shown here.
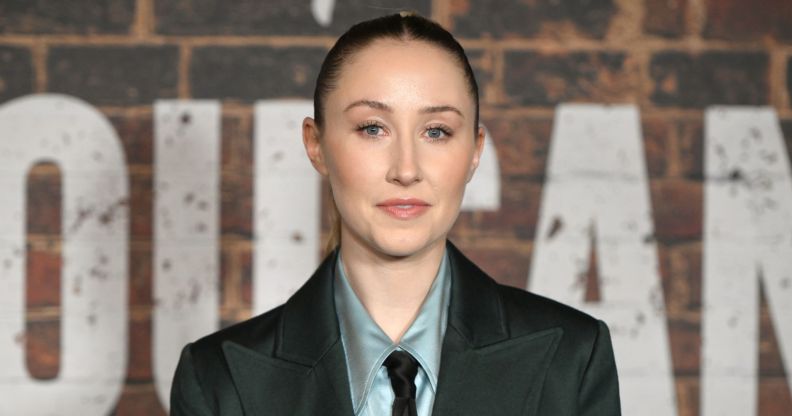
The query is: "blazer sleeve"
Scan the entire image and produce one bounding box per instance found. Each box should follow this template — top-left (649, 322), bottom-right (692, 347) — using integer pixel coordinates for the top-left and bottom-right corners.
top-left (577, 320), bottom-right (621, 415)
top-left (170, 343), bottom-right (215, 416)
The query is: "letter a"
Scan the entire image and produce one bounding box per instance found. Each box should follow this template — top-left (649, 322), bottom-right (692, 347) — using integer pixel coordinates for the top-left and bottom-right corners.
top-left (530, 104), bottom-right (677, 415)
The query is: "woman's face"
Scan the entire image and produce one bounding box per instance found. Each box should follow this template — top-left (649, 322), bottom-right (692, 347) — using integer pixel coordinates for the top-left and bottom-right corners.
top-left (303, 39), bottom-right (484, 259)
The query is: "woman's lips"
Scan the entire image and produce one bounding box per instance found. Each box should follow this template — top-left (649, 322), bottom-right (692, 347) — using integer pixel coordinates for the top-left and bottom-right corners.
top-left (376, 198), bottom-right (430, 220)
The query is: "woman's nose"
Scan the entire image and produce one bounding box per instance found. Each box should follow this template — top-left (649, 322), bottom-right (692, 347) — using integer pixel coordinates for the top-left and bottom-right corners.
top-left (386, 134), bottom-right (422, 186)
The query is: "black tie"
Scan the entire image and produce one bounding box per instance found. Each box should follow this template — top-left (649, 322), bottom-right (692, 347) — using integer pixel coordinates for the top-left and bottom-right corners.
top-left (383, 350), bottom-right (419, 416)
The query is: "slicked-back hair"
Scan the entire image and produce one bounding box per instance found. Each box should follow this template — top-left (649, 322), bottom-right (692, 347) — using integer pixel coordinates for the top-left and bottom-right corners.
top-left (313, 13), bottom-right (480, 256)
top-left (312, 13), bottom-right (479, 130)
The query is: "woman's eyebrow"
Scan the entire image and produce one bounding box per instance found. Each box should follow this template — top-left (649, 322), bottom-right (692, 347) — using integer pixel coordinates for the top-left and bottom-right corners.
top-left (344, 99), bottom-right (392, 112)
top-left (344, 100), bottom-right (464, 118)
top-left (419, 105), bottom-right (464, 118)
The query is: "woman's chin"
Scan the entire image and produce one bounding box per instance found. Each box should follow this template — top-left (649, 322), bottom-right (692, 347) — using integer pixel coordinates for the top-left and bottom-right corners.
top-left (370, 232), bottom-right (443, 259)
top-left (339, 220), bottom-right (447, 259)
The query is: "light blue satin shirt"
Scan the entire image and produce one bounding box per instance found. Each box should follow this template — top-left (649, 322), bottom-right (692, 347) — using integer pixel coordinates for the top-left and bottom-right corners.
top-left (333, 248), bottom-right (451, 416)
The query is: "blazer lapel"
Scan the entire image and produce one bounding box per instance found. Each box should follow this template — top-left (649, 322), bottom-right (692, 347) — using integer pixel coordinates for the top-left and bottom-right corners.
top-left (220, 240), bottom-right (561, 416)
top-left (432, 242), bottom-right (563, 415)
top-left (222, 248), bottom-right (354, 416)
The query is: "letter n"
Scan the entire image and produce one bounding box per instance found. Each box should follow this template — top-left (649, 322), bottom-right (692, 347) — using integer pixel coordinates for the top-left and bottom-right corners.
top-left (702, 107), bottom-right (792, 416)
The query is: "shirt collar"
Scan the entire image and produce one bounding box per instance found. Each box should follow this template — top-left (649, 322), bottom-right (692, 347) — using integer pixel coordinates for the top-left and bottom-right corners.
top-left (333, 247), bottom-right (451, 414)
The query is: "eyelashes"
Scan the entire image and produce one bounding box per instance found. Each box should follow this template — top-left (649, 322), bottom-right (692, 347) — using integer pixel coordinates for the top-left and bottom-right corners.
top-left (354, 121), bottom-right (454, 141)
top-left (426, 125), bottom-right (452, 140)
top-left (356, 121), bottom-right (385, 137)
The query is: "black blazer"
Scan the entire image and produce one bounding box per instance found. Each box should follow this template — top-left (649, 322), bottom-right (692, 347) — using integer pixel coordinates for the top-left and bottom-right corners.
top-left (171, 240), bottom-right (620, 415)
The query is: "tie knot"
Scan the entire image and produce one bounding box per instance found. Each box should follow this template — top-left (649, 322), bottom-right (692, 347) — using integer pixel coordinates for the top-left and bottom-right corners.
top-left (383, 350), bottom-right (419, 399)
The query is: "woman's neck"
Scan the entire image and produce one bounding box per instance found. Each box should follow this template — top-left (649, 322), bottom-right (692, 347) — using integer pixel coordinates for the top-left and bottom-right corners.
top-left (338, 233), bottom-right (446, 343)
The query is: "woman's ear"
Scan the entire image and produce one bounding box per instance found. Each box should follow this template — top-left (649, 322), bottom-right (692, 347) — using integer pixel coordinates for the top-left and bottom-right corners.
top-left (302, 117), bottom-right (329, 176)
top-left (466, 125), bottom-right (486, 183)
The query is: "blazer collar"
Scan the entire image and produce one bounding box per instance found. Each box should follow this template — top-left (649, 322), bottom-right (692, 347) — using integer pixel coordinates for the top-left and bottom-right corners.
top-left (223, 239), bottom-right (561, 415)
top-left (275, 247), bottom-right (342, 367)
top-left (443, 240), bottom-right (510, 347)
top-left (275, 239), bottom-right (509, 366)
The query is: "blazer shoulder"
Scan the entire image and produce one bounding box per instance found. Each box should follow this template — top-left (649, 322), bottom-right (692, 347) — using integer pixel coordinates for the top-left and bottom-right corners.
top-left (493, 285), bottom-right (621, 415)
top-left (495, 283), bottom-right (603, 343)
top-left (189, 304), bottom-right (285, 368)
top-left (171, 305), bottom-right (286, 415)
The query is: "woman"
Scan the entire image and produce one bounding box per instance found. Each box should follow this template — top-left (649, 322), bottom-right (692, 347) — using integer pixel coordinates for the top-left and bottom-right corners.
top-left (171, 13), bottom-right (620, 416)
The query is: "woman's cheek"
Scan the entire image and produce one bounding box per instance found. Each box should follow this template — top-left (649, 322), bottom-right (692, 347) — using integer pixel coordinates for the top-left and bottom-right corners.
top-left (325, 146), bottom-right (360, 188)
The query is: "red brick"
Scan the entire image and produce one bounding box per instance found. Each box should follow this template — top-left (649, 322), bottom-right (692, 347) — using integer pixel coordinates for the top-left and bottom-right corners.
top-left (450, 241), bottom-right (531, 290)
top-left (220, 115), bottom-right (252, 171)
top-left (582, 232), bottom-right (600, 303)
top-left (788, 63), bottom-right (792, 117)
top-left (0, 46), bottom-right (34, 102)
top-left (49, 46), bottom-right (178, 105)
top-left (26, 165), bottom-right (61, 235)
top-left (465, 49), bottom-right (496, 104)
top-left (0, 0), bottom-right (135, 34)
top-left (674, 377), bottom-right (699, 416)
top-left (129, 173), bottom-right (152, 238)
top-left (704, 0), bottom-right (792, 41)
top-left (481, 115), bottom-right (552, 178)
top-left (663, 244), bottom-right (702, 313)
top-left (190, 47), bottom-right (325, 101)
top-left (5, 3), bottom-right (792, 414)
top-left (109, 114), bottom-right (153, 167)
top-left (219, 248), bottom-right (232, 308)
top-left (26, 249), bottom-right (61, 308)
top-left (677, 119), bottom-right (704, 180)
top-left (25, 318), bottom-right (60, 380)
top-left (642, 117), bottom-right (671, 178)
top-left (129, 245), bottom-right (152, 307)
top-left (219, 245), bottom-right (249, 310)
top-left (668, 316), bottom-right (701, 375)
top-left (113, 385), bottom-right (167, 416)
top-left (781, 120), bottom-right (792, 170)
top-left (759, 287), bottom-right (787, 377)
top-left (650, 180), bottom-right (702, 242)
top-left (504, 51), bottom-right (637, 106)
top-left (451, 175), bottom-right (542, 241)
top-left (154, 0), bottom-right (430, 36)
top-left (644, 0), bottom-right (687, 38)
top-left (220, 172), bottom-right (253, 238)
top-left (239, 246), bottom-right (253, 309)
top-left (657, 244), bottom-right (673, 307)
top-left (650, 51), bottom-right (769, 107)
top-left (450, 0), bottom-right (617, 39)
top-left (126, 315), bottom-right (152, 382)
top-left (759, 377), bottom-right (792, 416)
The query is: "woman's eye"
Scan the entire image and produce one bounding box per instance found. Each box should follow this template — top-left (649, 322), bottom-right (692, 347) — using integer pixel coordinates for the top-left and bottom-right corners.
top-left (364, 125), bottom-right (381, 136)
top-left (357, 123), bottom-right (385, 137)
top-left (426, 127), bottom-right (449, 140)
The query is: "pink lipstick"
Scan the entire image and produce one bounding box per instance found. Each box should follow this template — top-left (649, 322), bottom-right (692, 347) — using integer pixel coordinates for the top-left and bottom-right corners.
top-left (376, 198), bottom-right (430, 220)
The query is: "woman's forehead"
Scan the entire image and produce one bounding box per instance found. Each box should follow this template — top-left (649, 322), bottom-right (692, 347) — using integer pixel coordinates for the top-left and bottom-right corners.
top-left (329, 39), bottom-right (473, 112)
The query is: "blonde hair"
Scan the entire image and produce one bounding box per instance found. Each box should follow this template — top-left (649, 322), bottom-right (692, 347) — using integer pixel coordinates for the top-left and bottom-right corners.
top-left (323, 187), bottom-right (342, 258)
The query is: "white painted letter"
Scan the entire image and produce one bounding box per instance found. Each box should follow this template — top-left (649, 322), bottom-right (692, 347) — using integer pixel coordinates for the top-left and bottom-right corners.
top-left (701, 107), bottom-right (792, 416)
top-left (311, 0), bottom-right (335, 27)
top-left (0, 94), bottom-right (128, 414)
top-left (153, 101), bottom-right (221, 406)
top-left (529, 104), bottom-right (677, 415)
top-left (462, 125), bottom-right (500, 211)
top-left (253, 100), bottom-right (322, 314)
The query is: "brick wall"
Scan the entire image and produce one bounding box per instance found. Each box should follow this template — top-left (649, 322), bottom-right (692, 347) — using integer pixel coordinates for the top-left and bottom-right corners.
top-left (2, 0), bottom-right (791, 414)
